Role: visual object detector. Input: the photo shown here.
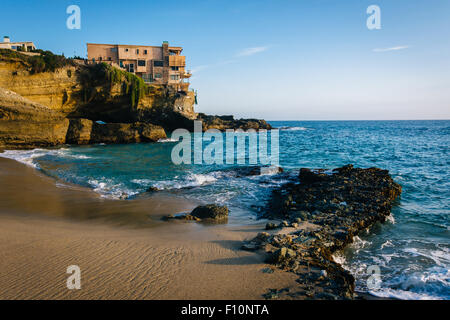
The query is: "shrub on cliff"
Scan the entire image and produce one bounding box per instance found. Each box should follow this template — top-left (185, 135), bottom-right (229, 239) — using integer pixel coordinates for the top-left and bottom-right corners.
top-left (0, 48), bottom-right (75, 74)
top-left (29, 50), bottom-right (75, 73)
top-left (81, 63), bottom-right (156, 108)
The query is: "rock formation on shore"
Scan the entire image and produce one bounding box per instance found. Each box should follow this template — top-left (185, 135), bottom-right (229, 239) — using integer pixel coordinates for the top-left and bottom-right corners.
top-left (0, 49), bottom-right (271, 149)
top-left (242, 165), bottom-right (402, 299)
top-left (163, 204), bottom-right (229, 223)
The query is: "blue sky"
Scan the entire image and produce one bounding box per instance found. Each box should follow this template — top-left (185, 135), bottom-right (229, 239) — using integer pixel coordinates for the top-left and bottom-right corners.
top-left (1, 0), bottom-right (449, 120)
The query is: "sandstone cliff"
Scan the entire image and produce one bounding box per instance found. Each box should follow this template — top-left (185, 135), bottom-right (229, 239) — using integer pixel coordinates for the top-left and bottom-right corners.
top-left (0, 49), bottom-right (271, 149)
top-left (0, 88), bottom-right (69, 148)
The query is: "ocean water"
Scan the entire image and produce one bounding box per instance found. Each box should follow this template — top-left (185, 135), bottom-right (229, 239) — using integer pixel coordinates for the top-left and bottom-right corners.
top-left (1, 120), bottom-right (449, 300)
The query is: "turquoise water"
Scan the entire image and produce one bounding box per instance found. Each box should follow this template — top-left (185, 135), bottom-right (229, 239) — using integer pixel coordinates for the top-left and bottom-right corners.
top-left (1, 120), bottom-right (449, 299)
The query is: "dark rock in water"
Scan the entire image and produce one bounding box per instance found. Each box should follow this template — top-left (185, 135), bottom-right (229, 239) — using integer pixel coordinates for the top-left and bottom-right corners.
top-left (299, 168), bottom-right (328, 184)
top-left (191, 204), bottom-right (229, 221)
top-left (196, 113), bottom-right (272, 131)
top-left (258, 164), bottom-right (402, 300)
top-left (146, 186), bottom-right (160, 193)
top-left (220, 165), bottom-right (283, 178)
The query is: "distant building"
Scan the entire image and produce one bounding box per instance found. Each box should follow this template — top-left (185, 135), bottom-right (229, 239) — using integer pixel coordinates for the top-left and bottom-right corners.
top-left (0, 36), bottom-right (36, 52)
top-left (87, 41), bottom-right (192, 92)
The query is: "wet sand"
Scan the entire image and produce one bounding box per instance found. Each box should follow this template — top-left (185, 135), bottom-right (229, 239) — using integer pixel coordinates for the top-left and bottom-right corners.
top-left (0, 158), bottom-right (297, 299)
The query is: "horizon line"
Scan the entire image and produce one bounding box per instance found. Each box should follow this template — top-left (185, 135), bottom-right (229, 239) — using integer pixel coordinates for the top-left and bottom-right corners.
top-left (264, 119), bottom-right (450, 121)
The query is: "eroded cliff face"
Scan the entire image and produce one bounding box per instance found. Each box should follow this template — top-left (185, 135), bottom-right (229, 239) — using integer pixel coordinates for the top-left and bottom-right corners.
top-left (0, 51), bottom-right (195, 148)
top-left (0, 55), bottom-right (196, 124)
top-left (0, 50), bottom-right (270, 149)
top-left (0, 60), bottom-right (80, 113)
top-left (0, 88), bottom-right (70, 148)
top-left (0, 87), bottom-right (168, 149)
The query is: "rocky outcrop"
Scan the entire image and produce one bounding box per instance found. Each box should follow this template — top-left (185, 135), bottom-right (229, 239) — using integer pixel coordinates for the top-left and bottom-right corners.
top-left (163, 204), bottom-right (229, 223)
top-left (90, 122), bottom-right (166, 144)
top-left (191, 204), bottom-right (229, 221)
top-left (242, 165), bottom-right (401, 300)
top-left (65, 119), bottom-right (93, 144)
top-left (0, 88), bottom-right (69, 148)
top-left (196, 113), bottom-right (272, 131)
top-left (0, 49), bottom-right (272, 149)
top-left (0, 51), bottom-right (196, 128)
top-left (66, 119), bottom-right (167, 144)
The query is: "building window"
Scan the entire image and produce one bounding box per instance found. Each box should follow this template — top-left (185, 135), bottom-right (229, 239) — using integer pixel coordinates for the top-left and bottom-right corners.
top-left (125, 48), bottom-right (129, 52)
top-left (144, 50), bottom-right (148, 54)
top-left (108, 57), bottom-right (112, 61)
top-left (155, 73), bottom-right (162, 79)
top-left (153, 60), bottom-right (164, 67)
top-left (99, 57), bottom-right (102, 61)
top-left (142, 74), bottom-right (153, 83)
top-left (170, 75), bottom-right (180, 81)
top-left (171, 66), bottom-right (179, 71)
top-left (119, 61), bottom-right (124, 68)
top-left (110, 48), bottom-right (117, 53)
top-left (136, 49), bottom-right (139, 54)
top-left (138, 60), bottom-right (146, 67)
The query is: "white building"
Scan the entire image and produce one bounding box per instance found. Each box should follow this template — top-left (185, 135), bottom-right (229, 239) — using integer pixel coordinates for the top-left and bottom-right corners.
top-left (0, 36), bottom-right (36, 52)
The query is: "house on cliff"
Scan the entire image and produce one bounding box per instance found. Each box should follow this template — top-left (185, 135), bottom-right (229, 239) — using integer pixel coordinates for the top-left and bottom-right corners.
top-left (0, 36), bottom-right (36, 52)
top-left (87, 41), bottom-right (192, 92)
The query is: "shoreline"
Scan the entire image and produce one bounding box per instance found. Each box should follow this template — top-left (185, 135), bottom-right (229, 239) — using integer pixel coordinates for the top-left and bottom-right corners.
top-left (0, 158), bottom-right (398, 299)
top-left (0, 157), bottom-right (299, 299)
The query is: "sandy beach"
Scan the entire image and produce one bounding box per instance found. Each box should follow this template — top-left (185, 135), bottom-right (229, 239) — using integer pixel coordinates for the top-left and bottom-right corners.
top-left (0, 157), bottom-right (297, 299)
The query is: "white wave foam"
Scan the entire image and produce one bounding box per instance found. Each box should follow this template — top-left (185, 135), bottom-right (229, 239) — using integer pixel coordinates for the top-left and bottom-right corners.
top-left (369, 288), bottom-right (441, 300)
top-left (88, 178), bottom-right (138, 200)
top-left (386, 213), bottom-right (395, 224)
top-left (131, 179), bottom-right (153, 186)
top-left (368, 266), bottom-right (449, 300)
top-left (279, 126), bottom-right (308, 131)
top-left (0, 148), bottom-right (91, 168)
top-left (157, 138), bottom-right (178, 143)
top-left (260, 166), bottom-right (282, 175)
top-left (0, 149), bottom-right (55, 168)
top-left (403, 247), bottom-right (450, 266)
top-left (349, 236), bottom-right (371, 251)
top-left (380, 240), bottom-right (394, 249)
top-left (332, 252), bottom-right (347, 265)
top-left (152, 173), bottom-right (218, 190)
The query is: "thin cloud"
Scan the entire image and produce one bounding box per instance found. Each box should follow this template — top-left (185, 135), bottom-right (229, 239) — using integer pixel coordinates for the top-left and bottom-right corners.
top-left (191, 47), bottom-right (268, 77)
top-left (191, 60), bottom-right (237, 74)
top-left (190, 65), bottom-right (209, 74)
top-left (236, 46), bottom-right (269, 57)
top-left (373, 45), bottom-right (410, 52)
